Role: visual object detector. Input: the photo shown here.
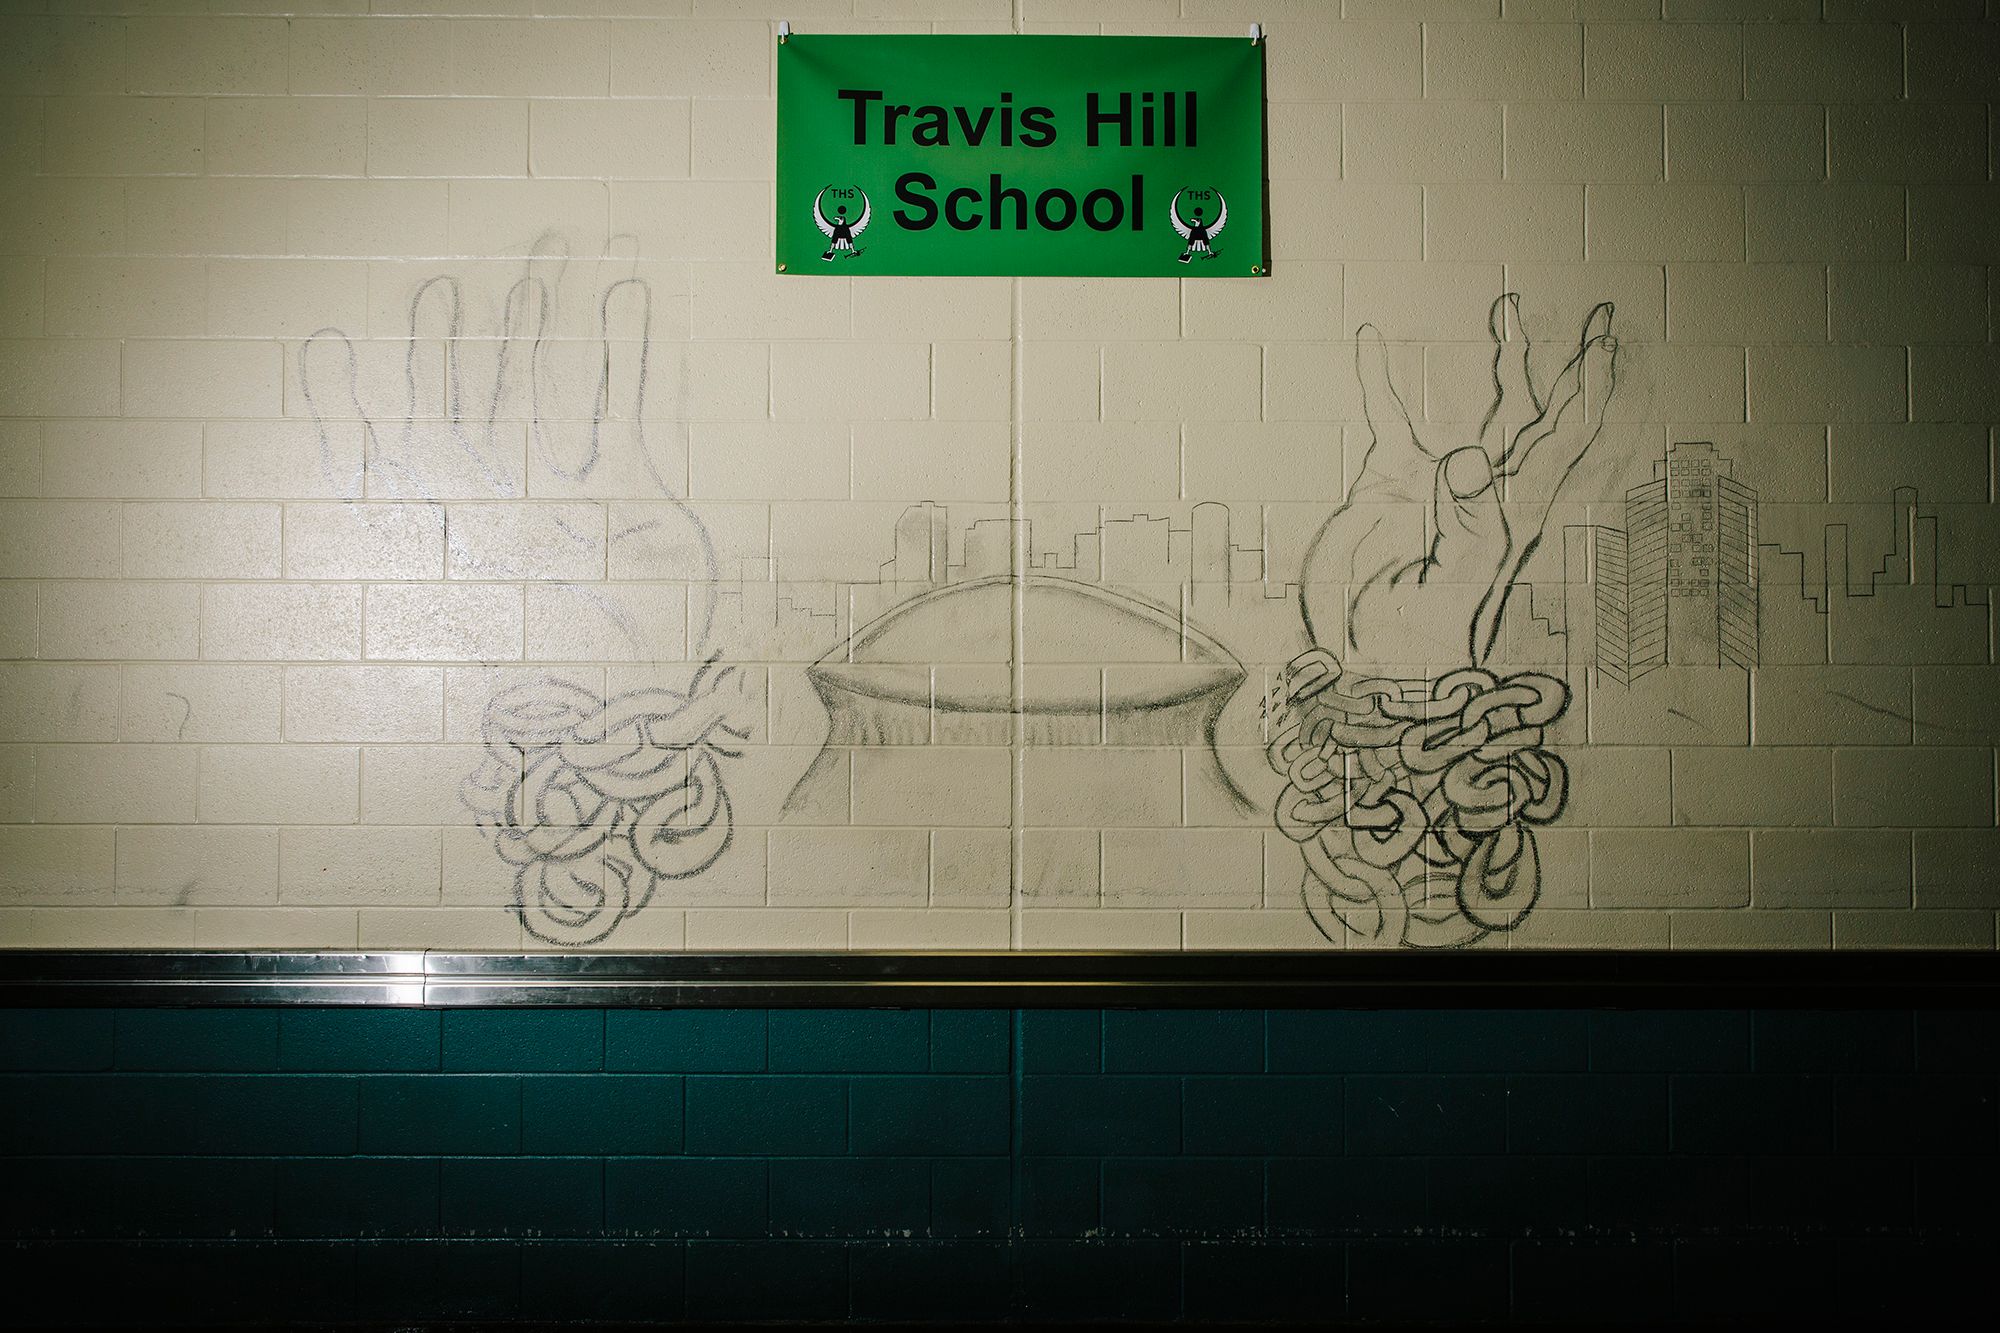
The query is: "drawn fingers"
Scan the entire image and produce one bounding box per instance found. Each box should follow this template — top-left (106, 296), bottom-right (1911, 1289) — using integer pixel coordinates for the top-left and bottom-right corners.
top-left (1468, 306), bottom-right (1617, 663)
top-left (583, 269), bottom-right (653, 491)
top-left (490, 264), bottom-right (554, 451)
top-left (1503, 301), bottom-right (1616, 497)
top-left (514, 233), bottom-right (571, 481)
top-left (1574, 301), bottom-right (1618, 425)
top-left (1298, 327), bottom-right (1432, 649)
top-left (1354, 322), bottom-right (1425, 479)
top-left (598, 272), bottom-right (652, 430)
top-left (1344, 322), bottom-right (1435, 518)
top-left (297, 329), bottom-right (369, 500)
top-left (404, 274), bottom-right (463, 429)
top-left (1481, 293), bottom-right (1541, 454)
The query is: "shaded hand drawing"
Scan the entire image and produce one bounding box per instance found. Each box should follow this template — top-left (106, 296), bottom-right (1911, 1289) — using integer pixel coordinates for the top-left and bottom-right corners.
top-left (1275, 294), bottom-right (1617, 948)
top-left (298, 231), bottom-right (737, 946)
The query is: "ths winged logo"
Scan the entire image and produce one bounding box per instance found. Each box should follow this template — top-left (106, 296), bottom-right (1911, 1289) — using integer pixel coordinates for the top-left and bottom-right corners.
top-left (1170, 187), bottom-right (1227, 264)
top-left (814, 185), bottom-right (872, 262)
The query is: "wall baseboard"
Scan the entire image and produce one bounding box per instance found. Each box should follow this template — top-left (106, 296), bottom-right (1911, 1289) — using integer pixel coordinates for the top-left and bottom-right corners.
top-left (2, 950), bottom-right (1994, 1008)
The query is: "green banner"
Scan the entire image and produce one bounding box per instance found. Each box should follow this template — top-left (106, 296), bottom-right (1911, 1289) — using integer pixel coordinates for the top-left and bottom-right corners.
top-left (776, 34), bottom-right (1266, 278)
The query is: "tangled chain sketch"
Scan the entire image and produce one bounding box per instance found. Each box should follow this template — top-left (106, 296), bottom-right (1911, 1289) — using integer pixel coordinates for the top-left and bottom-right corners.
top-left (1277, 294), bottom-right (1617, 947)
top-left (463, 664), bottom-right (746, 947)
top-left (1270, 652), bottom-right (1569, 949)
top-left (298, 232), bottom-right (739, 946)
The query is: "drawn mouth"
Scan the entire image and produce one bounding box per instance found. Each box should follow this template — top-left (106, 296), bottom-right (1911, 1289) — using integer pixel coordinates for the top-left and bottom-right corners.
top-left (808, 574), bottom-right (1244, 718)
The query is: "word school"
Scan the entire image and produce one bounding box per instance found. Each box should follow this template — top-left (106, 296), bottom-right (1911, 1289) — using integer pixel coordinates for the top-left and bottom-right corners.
top-left (836, 88), bottom-right (1198, 235)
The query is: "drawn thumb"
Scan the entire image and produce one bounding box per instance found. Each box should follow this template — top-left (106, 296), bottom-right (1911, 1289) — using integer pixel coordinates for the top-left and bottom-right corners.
top-left (1430, 446), bottom-right (1504, 582)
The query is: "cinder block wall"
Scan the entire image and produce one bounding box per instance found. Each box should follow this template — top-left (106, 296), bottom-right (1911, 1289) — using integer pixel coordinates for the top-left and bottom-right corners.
top-left (1, 2), bottom-right (1997, 953)
top-left (2, 1005), bottom-right (1994, 1324)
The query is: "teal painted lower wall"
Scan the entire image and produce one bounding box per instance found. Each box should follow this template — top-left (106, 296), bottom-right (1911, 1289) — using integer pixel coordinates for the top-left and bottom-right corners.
top-left (1, 1007), bottom-right (1994, 1325)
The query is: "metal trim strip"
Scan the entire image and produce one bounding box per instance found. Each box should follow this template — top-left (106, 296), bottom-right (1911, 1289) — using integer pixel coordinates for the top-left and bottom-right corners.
top-left (0, 950), bottom-right (1994, 1007)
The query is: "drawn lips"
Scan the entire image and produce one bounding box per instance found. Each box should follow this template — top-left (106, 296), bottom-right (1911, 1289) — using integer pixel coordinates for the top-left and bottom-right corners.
top-left (784, 573), bottom-right (1254, 820)
top-left (809, 574), bottom-right (1244, 720)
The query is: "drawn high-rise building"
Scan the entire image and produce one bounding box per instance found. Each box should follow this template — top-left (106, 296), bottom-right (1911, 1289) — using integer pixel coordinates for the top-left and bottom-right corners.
top-left (962, 517), bottom-right (1019, 580)
top-left (890, 502), bottom-right (949, 583)
top-left (1590, 526), bottom-right (1633, 683)
top-left (1657, 442), bottom-right (1758, 669)
top-left (1191, 502), bottom-right (1231, 585)
top-left (868, 502), bottom-right (1273, 594)
top-left (1564, 455), bottom-right (1990, 676)
top-left (1580, 441), bottom-right (1759, 682)
top-left (1713, 464), bottom-right (1758, 668)
top-left (1624, 469), bottom-right (1670, 673)
top-left (1100, 514), bottom-right (1175, 584)
top-left (1757, 486), bottom-right (1991, 665)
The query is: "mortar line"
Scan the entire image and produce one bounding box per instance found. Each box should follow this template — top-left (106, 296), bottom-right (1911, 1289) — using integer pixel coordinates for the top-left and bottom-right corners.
top-left (1010, 277), bottom-right (1026, 950)
top-left (1010, 0), bottom-right (1027, 950)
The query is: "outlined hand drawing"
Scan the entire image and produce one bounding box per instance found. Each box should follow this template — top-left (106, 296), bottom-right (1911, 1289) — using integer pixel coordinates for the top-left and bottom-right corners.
top-left (1299, 293), bottom-right (1617, 672)
top-left (298, 231), bottom-right (737, 946)
top-left (297, 231), bottom-right (722, 648)
top-left (1275, 295), bottom-right (1617, 948)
